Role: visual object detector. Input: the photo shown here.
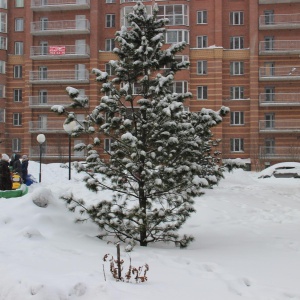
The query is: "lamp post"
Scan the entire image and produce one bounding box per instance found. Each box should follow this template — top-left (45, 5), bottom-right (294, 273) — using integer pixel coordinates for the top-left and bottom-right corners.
top-left (63, 121), bottom-right (77, 180)
top-left (36, 134), bottom-right (46, 183)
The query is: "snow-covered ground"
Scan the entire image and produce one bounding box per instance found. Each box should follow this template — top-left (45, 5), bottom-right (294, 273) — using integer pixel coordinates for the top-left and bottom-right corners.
top-left (0, 161), bottom-right (300, 300)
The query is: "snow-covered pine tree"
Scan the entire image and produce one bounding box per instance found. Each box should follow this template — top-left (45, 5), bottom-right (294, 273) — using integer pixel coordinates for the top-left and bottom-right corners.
top-left (52, 1), bottom-right (229, 248)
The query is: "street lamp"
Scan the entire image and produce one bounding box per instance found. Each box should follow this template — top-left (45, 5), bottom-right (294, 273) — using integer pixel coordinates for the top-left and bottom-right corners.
top-left (36, 134), bottom-right (46, 183)
top-left (63, 121), bottom-right (77, 180)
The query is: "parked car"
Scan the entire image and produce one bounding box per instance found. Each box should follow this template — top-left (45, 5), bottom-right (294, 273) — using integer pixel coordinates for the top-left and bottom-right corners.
top-left (258, 162), bottom-right (300, 178)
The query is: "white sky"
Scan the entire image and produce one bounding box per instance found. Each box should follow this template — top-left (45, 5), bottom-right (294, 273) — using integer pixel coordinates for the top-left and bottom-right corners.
top-left (0, 161), bottom-right (300, 300)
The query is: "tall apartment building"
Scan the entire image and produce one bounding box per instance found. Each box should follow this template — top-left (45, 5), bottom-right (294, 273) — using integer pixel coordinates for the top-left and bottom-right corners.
top-left (0, 0), bottom-right (299, 170)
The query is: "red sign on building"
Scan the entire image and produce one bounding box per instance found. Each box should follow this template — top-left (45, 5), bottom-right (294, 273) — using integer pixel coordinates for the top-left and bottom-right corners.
top-left (49, 46), bottom-right (66, 55)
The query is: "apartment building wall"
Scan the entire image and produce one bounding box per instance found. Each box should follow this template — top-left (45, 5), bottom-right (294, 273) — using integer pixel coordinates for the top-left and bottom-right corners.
top-left (0, 0), bottom-right (300, 170)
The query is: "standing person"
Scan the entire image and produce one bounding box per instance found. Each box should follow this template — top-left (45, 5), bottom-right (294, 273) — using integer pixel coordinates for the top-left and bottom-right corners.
top-left (21, 155), bottom-right (29, 184)
top-left (12, 154), bottom-right (22, 175)
top-left (0, 154), bottom-right (12, 190)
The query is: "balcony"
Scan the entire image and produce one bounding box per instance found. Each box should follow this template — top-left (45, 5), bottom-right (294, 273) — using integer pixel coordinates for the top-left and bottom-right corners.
top-left (259, 146), bottom-right (300, 161)
top-left (30, 45), bottom-right (90, 60)
top-left (29, 70), bottom-right (90, 84)
top-left (29, 95), bottom-right (84, 108)
top-left (31, 0), bottom-right (90, 11)
top-left (259, 120), bottom-right (300, 133)
top-left (259, 0), bottom-right (300, 3)
top-left (259, 66), bottom-right (300, 81)
top-left (120, 0), bottom-right (151, 3)
top-left (29, 120), bottom-right (66, 133)
top-left (259, 40), bottom-right (300, 55)
top-left (31, 19), bottom-right (90, 36)
top-left (29, 146), bottom-right (86, 159)
top-left (259, 13), bottom-right (300, 30)
top-left (259, 93), bottom-right (300, 106)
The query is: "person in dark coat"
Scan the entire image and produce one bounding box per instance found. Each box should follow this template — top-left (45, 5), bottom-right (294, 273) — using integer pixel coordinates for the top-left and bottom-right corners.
top-left (21, 155), bottom-right (29, 183)
top-left (0, 153), bottom-right (12, 190)
top-left (12, 154), bottom-right (22, 175)
top-left (9, 153), bottom-right (16, 168)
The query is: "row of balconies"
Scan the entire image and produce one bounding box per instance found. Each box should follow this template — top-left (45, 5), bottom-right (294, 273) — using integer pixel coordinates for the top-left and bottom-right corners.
top-left (259, 40), bottom-right (300, 55)
top-left (30, 45), bottom-right (90, 60)
top-left (259, 146), bottom-right (300, 160)
top-left (259, 66), bottom-right (300, 81)
top-left (26, 67), bottom-right (300, 84)
top-left (29, 145), bottom-right (86, 159)
top-left (29, 70), bottom-right (90, 84)
top-left (259, 0), bottom-right (300, 4)
top-left (29, 95), bottom-right (81, 108)
top-left (31, 0), bottom-right (90, 11)
top-left (31, 20), bottom-right (90, 36)
top-left (27, 119), bottom-right (300, 133)
top-left (259, 120), bottom-right (300, 133)
top-left (259, 13), bottom-right (300, 30)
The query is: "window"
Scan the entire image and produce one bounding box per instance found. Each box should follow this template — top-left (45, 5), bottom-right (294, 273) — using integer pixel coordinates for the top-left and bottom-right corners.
top-left (264, 86), bottom-right (275, 102)
top-left (0, 85), bottom-right (5, 98)
top-left (265, 113), bottom-right (275, 128)
top-left (0, 12), bottom-right (7, 33)
top-left (15, 18), bottom-right (24, 31)
top-left (230, 11), bottom-right (244, 25)
top-left (14, 65), bottom-right (22, 78)
top-left (40, 17), bottom-right (48, 30)
top-left (166, 30), bottom-right (189, 44)
top-left (197, 86), bottom-right (208, 100)
top-left (0, 36), bottom-right (7, 49)
top-left (39, 66), bottom-right (47, 80)
top-left (106, 0), bottom-right (116, 3)
top-left (172, 81), bottom-right (188, 94)
top-left (230, 86), bottom-right (244, 100)
top-left (38, 115), bottom-right (47, 130)
top-left (230, 62), bottom-right (244, 75)
top-left (105, 63), bottom-right (115, 76)
top-left (13, 89), bottom-right (22, 102)
top-left (75, 64), bottom-right (86, 80)
top-left (39, 90), bottom-right (48, 104)
top-left (14, 42), bottom-right (23, 55)
top-left (106, 14), bottom-right (115, 27)
top-left (157, 5), bottom-right (188, 26)
top-left (0, 0), bottom-right (7, 9)
top-left (40, 41), bottom-right (48, 55)
top-left (13, 113), bottom-right (22, 126)
top-left (265, 138), bottom-right (275, 155)
top-left (104, 138), bottom-right (114, 152)
top-left (264, 10), bottom-right (274, 25)
top-left (263, 62), bottom-right (275, 76)
top-left (264, 36), bottom-right (274, 51)
top-left (0, 60), bottom-right (5, 74)
top-left (105, 39), bottom-right (115, 51)
top-left (197, 35), bottom-right (208, 48)
top-left (197, 10), bottom-right (207, 24)
top-left (15, 0), bottom-right (24, 7)
top-left (197, 60), bottom-right (207, 75)
top-left (230, 36), bottom-right (244, 49)
top-left (0, 108), bottom-right (5, 122)
top-left (12, 138), bottom-right (21, 152)
top-left (121, 6), bottom-right (152, 27)
top-left (132, 83), bottom-right (143, 95)
top-left (230, 138), bottom-right (244, 152)
top-left (230, 112), bottom-right (244, 125)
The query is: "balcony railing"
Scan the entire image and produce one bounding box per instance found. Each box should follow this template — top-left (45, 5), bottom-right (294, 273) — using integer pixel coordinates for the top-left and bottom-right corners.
top-left (29, 120), bottom-right (66, 133)
top-left (29, 95), bottom-right (85, 108)
top-left (31, 0), bottom-right (90, 11)
top-left (259, 120), bottom-right (300, 132)
top-left (259, 146), bottom-right (300, 160)
top-left (259, 93), bottom-right (300, 106)
top-left (259, 0), bottom-right (300, 4)
top-left (259, 66), bottom-right (300, 81)
top-left (30, 45), bottom-right (90, 60)
top-left (259, 13), bottom-right (300, 30)
top-left (31, 19), bottom-right (90, 35)
top-left (120, 0), bottom-right (150, 3)
top-left (259, 40), bottom-right (300, 55)
top-left (29, 70), bottom-right (90, 84)
top-left (29, 146), bottom-right (86, 159)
